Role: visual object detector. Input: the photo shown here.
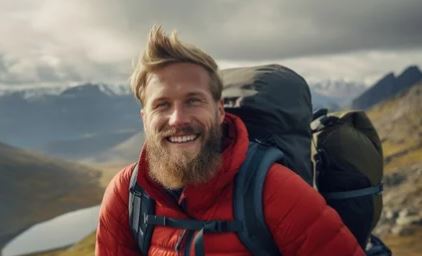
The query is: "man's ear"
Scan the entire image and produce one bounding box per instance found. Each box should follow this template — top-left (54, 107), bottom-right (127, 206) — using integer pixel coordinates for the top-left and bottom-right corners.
top-left (218, 99), bottom-right (225, 124)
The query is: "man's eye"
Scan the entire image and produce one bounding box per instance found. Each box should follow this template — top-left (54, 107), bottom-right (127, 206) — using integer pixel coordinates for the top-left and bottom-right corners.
top-left (187, 98), bottom-right (201, 105)
top-left (155, 102), bottom-right (169, 110)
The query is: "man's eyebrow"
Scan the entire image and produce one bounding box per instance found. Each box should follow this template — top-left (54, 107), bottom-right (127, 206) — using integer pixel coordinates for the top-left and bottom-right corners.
top-left (151, 96), bottom-right (170, 104)
top-left (186, 92), bottom-right (207, 98)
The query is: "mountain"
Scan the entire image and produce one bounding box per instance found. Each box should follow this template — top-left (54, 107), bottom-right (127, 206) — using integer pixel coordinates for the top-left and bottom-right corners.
top-left (352, 65), bottom-right (422, 109)
top-left (83, 131), bottom-right (145, 167)
top-left (0, 83), bottom-right (141, 160)
top-left (0, 142), bottom-right (104, 252)
top-left (309, 79), bottom-right (367, 107)
top-left (40, 130), bottom-right (137, 160)
top-left (310, 90), bottom-right (339, 111)
top-left (367, 82), bottom-right (422, 255)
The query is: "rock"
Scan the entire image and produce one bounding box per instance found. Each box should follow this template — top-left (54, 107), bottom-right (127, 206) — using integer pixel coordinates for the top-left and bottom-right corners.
top-left (384, 172), bottom-right (407, 187)
top-left (391, 225), bottom-right (415, 236)
top-left (384, 209), bottom-right (398, 221)
top-left (396, 215), bottom-right (422, 226)
top-left (373, 224), bottom-right (390, 236)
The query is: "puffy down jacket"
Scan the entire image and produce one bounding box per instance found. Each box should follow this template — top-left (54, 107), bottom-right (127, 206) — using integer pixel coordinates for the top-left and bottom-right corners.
top-left (96, 114), bottom-right (364, 256)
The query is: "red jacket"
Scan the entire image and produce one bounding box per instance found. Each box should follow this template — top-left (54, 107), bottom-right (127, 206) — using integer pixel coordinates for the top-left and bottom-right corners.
top-left (96, 114), bottom-right (364, 256)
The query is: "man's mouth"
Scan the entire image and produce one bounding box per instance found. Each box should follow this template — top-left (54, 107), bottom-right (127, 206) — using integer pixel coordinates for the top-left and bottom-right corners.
top-left (166, 134), bottom-right (199, 144)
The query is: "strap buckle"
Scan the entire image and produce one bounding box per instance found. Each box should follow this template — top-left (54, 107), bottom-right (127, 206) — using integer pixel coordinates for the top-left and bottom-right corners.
top-left (144, 214), bottom-right (167, 226)
top-left (204, 221), bottom-right (242, 232)
top-left (204, 221), bottom-right (225, 232)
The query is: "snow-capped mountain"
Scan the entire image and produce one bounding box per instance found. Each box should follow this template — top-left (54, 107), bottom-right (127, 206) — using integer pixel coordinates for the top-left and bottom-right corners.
top-left (0, 83), bottom-right (131, 99)
top-left (309, 79), bottom-right (367, 107)
top-left (0, 83), bottom-right (140, 159)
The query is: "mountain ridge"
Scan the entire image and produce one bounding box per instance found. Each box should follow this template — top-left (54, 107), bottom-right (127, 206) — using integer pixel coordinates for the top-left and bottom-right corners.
top-left (0, 83), bottom-right (141, 159)
top-left (352, 65), bottom-right (422, 109)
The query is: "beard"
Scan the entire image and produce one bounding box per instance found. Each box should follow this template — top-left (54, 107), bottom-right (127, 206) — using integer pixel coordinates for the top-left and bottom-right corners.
top-left (145, 119), bottom-right (222, 190)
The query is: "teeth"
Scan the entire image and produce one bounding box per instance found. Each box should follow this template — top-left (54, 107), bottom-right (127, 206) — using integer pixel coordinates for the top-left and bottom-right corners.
top-left (168, 135), bottom-right (197, 143)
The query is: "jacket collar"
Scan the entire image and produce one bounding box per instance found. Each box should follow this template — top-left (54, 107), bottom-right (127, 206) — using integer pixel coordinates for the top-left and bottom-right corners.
top-left (137, 113), bottom-right (249, 217)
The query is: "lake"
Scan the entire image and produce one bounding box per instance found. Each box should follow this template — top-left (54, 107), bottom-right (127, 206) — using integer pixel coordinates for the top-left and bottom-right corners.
top-left (2, 205), bottom-right (100, 256)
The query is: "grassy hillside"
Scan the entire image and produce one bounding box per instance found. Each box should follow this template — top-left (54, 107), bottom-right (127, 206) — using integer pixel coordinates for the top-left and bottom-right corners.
top-left (367, 82), bottom-right (422, 172)
top-left (79, 131), bottom-right (145, 188)
top-left (29, 232), bottom-right (96, 256)
top-left (367, 82), bottom-right (422, 256)
top-left (0, 143), bottom-right (104, 251)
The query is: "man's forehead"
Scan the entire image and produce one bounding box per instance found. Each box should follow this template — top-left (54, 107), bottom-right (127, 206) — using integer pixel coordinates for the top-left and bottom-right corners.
top-left (144, 63), bottom-right (211, 95)
top-left (150, 63), bottom-right (209, 81)
top-left (146, 80), bottom-right (209, 98)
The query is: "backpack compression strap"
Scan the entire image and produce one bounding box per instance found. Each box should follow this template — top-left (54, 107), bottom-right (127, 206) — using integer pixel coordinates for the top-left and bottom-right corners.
top-left (233, 141), bottom-right (284, 256)
top-left (129, 164), bottom-right (155, 255)
top-left (322, 184), bottom-right (383, 200)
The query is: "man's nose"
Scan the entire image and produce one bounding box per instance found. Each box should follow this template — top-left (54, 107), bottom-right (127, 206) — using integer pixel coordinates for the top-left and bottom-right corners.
top-left (168, 105), bottom-right (189, 127)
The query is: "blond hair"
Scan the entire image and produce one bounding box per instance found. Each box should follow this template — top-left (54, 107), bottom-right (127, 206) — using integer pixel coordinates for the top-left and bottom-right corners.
top-left (130, 25), bottom-right (222, 105)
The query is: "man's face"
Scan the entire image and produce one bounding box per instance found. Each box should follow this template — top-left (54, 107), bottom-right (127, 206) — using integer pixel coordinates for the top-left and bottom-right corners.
top-left (141, 62), bottom-right (225, 189)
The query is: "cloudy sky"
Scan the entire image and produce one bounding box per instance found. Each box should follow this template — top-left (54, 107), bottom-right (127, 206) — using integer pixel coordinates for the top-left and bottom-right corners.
top-left (1, 0), bottom-right (421, 89)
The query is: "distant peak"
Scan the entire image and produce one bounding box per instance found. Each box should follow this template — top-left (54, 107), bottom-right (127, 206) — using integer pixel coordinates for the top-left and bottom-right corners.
top-left (399, 65), bottom-right (422, 77)
top-left (397, 65), bottom-right (422, 86)
top-left (374, 72), bottom-right (396, 85)
top-left (61, 83), bottom-right (104, 96)
top-left (60, 83), bottom-right (130, 97)
top-left (383, 72), bottom-right (396, 79)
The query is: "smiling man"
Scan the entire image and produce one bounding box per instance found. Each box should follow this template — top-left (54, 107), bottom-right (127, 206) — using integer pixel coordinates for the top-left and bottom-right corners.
top-left (141, 62), bottom-right (224, 190)
top-left (95, 26), bottom-right (364, 256)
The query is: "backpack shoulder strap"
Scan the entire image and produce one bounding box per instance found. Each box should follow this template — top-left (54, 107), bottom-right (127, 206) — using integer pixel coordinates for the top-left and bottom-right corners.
top-left (128, 142), bottom-right (284, 255)
top-left (128, 163), bottom-right (155, 255)
top-left (234, 141), bottom-right (284, 255)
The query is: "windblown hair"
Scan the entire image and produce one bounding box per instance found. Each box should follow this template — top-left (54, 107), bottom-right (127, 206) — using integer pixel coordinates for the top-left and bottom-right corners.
top-left (130, 25), bottom-right (223, 105)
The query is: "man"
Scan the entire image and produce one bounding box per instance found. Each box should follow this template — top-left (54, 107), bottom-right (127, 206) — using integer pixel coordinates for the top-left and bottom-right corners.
top-left (95, 26), bottom-right (364, 255)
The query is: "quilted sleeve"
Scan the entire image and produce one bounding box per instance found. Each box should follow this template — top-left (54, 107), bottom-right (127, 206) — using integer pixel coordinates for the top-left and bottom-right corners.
top-left (95, 164), bottom-right (141, 256)
top-left (263, 164), bottom-right (365, 256)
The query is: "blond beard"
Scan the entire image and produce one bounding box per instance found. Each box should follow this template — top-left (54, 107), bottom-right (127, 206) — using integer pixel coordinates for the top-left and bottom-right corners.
top-left (145, 122), bottom-right (222, 189)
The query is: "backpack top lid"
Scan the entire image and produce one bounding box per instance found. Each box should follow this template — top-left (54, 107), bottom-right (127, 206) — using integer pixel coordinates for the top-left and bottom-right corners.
top-left (220, 64), bottom-right (313, 184)
top-left (315, 111), bottom-right (383, 191)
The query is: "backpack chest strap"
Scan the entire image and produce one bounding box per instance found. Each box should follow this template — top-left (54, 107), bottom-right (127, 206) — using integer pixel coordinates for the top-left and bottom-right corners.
top-left (145, 214), bottom-right (242, 256)
top-left (145, 214), bottom-right (242, 232)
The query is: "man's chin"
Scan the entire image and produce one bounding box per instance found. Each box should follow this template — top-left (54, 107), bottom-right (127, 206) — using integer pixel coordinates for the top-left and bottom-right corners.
top-left (169, 149), bottom-right (199, 163)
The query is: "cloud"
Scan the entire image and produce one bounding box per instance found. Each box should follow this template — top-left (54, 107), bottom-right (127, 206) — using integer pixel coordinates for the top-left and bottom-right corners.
top-left (219, 48), bottom-right (422, 85)
top-left (0, 0), bottom-right (421, 87)
top-left (92, 0), bottom-right (422, 60)
top-left (281, 49), bottom-right (422, 85)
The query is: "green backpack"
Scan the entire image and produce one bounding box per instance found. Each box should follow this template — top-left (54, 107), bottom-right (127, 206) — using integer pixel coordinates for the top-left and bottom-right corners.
top-left (312, 110), bottom-right (386, 251)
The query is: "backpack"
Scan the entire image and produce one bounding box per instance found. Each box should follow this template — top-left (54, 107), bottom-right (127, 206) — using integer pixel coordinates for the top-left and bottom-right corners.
top-left (311, 110), bottom-right (391, 255)
top-left (128, 64), bottom-right (391, 255)
top-left (311, 110), bottom-right (384, 248)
